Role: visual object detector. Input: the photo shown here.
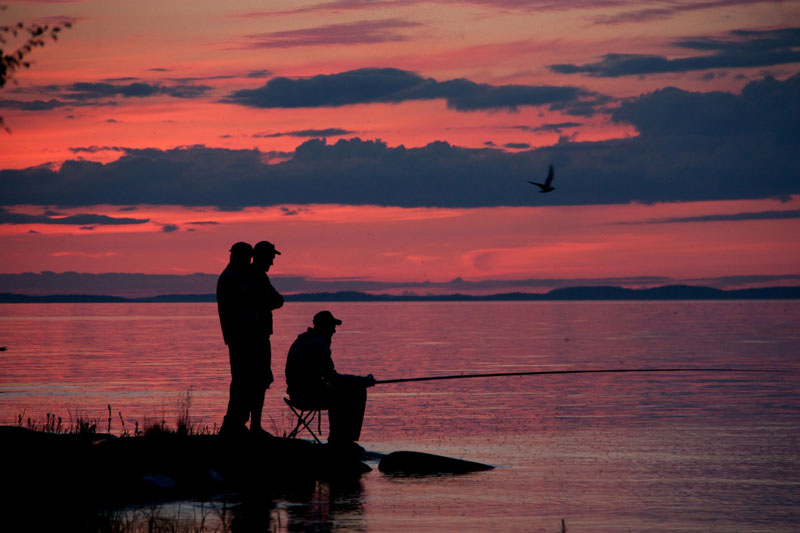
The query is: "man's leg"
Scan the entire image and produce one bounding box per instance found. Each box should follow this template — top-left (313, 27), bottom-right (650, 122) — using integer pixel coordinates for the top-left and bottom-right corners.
top-left (249, 339), bottom-right (272, 433)
top-left (328, 380), bottom-right (367, 443)
top-left (221, 344), bottom-right (249, 434)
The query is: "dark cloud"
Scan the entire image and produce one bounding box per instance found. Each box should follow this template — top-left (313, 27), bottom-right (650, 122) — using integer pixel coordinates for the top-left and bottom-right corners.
top-left (246, 70), bottom-right (272, 78)
top-left (253, 128), bottom-right (355, 138)
top-left (162, 85), bottom-right (213, 99)
top-left (80, 226), bottom-right (95, 230)
top-left (593, 0), bottom-right (781, 25)
top-left (165, 75), bottom-right (235, 83)
top-left (515, 122), bottom-right (583, 133)
top-left (66, 82), bottom-right (161, 99)
top-left (161, 224), bottom-right (180, 232)
top-left (0, 207), bottom-right (149, 226)
top-left (2, 75), bottom-right (797, 208)
top-left (186, 220), bottom-right (219, 225)
top-left (504, 142), bottom-right (530, 149)
top-left (628, 209), bottom-right (800, 224)
top-left (235, 1), bottom-right (629, 18)
top-left (0, 99), bottom-right (68, 111)
top-left (70, 146), bottom-right (130, 154)
top-left (2, 81), bottom-right (214, 111)
top-left (244, 19), bottom-right (418, 48)
top-left (280, 207), bottom-right (310, 216)
top-left (549, 27), bottom-right (800, 77)
top-left (611, 73), bottom-right (799, 139)
top-left (66, 81), bottom-right (214, 100)
top-left (223, 67), bottom-right (601, 113)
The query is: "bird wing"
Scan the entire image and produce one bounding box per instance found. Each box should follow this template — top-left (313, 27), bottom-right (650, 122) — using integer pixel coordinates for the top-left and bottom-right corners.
top-left (528, 181), bottom-right (545, 188)
top-left (544, 165), bottom-right (554, 186)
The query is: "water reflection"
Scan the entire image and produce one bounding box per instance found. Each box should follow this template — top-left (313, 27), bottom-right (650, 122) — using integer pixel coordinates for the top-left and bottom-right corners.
top-left (282, 478), bottom-right (365, 531)
top-left (89, 477), bottom-right (364, 532)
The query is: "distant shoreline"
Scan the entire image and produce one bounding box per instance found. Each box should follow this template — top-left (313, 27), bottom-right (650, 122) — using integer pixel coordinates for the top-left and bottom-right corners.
top-left (1, 285), bottom-right (799, 303)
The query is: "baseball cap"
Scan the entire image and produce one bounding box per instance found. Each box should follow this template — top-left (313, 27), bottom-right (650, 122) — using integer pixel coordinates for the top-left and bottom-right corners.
top-left (254, 240), bottom-right (281, 256)
top-left (313, 310), bottom-right (342, 327)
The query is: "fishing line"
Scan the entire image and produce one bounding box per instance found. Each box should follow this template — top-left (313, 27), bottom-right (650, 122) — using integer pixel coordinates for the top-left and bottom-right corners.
top-left (374, 367), bottom-right (792, 385)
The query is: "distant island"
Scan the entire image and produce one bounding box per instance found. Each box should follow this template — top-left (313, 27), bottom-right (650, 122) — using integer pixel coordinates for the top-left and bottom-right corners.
top-left (1, 285), bottom-right (799, 303)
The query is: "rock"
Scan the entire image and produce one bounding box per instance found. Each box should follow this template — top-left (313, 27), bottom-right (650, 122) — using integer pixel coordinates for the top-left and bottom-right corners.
top-left (378, 451), bottom-right (494, 475)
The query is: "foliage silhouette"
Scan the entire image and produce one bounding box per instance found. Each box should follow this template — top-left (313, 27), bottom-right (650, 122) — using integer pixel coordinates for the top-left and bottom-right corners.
top-left (1, 6), bottom-right (72, 132)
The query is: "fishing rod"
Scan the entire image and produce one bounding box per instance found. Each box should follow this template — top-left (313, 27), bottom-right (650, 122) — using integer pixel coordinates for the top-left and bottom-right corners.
top-left (374, 367), bottom-right (786, 385)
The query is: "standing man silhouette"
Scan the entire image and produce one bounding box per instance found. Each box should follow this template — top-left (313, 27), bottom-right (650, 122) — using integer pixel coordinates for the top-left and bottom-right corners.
top-left (218, 242), bottom-right (256, 437)
top-left (249, 240), bottom-right (284, 435)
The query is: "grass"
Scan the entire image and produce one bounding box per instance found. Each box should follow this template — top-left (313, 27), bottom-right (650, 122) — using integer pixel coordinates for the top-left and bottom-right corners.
top-left (14, 389), bottom-right (217, 438)
top-left (95, 501), bottom-right (237, 533)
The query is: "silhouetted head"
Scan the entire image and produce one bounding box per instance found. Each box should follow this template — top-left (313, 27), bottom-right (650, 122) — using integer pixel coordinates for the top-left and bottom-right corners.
top-left (253, 240), bottom-right (281, 272)
top-left (312, 310), bottom-right (342, 342)
top-left (229, 242), bottom-right (253, 267)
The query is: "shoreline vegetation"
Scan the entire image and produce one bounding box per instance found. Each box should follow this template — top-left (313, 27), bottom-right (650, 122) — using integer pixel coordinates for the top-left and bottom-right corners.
top-left (1, 284), bottom-right (799, 303)
top-left (3, 399), bottom-right (372, 530)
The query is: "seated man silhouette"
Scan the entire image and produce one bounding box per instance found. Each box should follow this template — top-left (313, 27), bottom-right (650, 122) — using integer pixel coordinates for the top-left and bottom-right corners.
top-left (285, 311), bottom-right (375, 450)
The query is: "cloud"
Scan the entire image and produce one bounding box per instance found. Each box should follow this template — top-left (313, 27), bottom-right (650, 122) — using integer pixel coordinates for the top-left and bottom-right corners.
top-left (0, 207), bottom-right (150, 225)
top-left (2, 75), bottom-right (797, 208)
top-left (161, 224), bottom-right (180, 232)
top-left (611, 73), bottom-right (799, 138)
top-left (246, 70), bottom-right (272, 78)
top-left (223, 67), bottom-right (601, 113)
top-left (1, 81), bottom-right (214, 111)
top-left (0, 99), bottom-right (68, 111)
top-left (65, 81), bottom-right (214, 100)
top-left (515, 122), bottom-right (583, 133)
top-left (186, 220), bottom-right (219, 225)
top-left (230, 0), bottom-right (779, 23)
top-left (244, 19), bottom-right (418, 48)
top-left (627, 209), bottom-right (800, 224)
top-left (504, 142), bottom-right (530, 149)
top-left (592, 0), bottom-right (780, 25)
top-left (70, 146), bottom-right (130, 153)
top-left (549, 27), bottom-right (800, 77)
top-left (253, 128), bottom-right (355, 138)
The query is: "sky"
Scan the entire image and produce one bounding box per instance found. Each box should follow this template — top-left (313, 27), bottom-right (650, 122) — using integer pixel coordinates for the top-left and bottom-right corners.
top-left (1, 0), bottom-right (799, 296)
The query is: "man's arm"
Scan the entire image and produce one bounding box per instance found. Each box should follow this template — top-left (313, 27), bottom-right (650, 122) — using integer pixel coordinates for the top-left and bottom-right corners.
top-left (264, 276), bottom-right (284, 310)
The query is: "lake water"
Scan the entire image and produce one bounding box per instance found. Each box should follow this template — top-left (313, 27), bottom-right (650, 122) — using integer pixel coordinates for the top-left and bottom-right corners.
top-left (1, 301), bottom-right (799, 531)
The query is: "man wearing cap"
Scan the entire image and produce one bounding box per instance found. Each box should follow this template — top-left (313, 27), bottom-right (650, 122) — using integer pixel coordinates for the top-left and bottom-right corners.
top-left (285, 311), bottom-right (376, 450)
top-left (217, 241), bottom-right (260, 436)
top-left (248, 240), bottom-right (284, 434)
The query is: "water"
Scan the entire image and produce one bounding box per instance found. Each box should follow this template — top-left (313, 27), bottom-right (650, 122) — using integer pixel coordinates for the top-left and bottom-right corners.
top-left (1, 301), bottom-right (799, 531)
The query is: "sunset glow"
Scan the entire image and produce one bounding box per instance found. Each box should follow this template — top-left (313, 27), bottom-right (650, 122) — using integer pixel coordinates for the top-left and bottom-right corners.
top-left (1, 0), bottom-right (798, 295)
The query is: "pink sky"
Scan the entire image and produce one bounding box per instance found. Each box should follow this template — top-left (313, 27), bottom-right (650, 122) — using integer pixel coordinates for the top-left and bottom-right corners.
top-left (1, 0), bottom-right (798, 293)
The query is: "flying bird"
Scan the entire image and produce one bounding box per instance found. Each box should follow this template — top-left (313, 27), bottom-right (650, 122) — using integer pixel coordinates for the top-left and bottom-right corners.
top-left (528, 165), bottom-right (555, 193)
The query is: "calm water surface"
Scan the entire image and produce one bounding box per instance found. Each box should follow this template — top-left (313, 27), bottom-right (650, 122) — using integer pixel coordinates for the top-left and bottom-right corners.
top-left (1, 301), bottom-right (799, 531)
